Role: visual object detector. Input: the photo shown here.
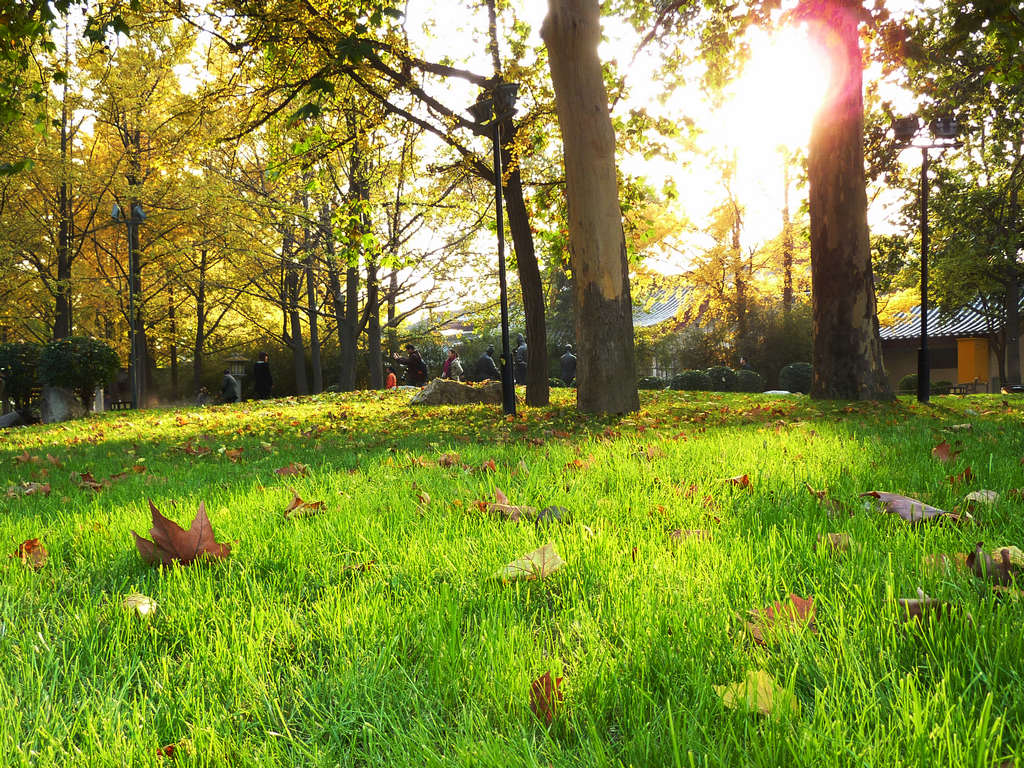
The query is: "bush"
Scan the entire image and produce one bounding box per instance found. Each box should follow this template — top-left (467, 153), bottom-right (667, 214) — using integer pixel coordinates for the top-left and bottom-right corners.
top-left (637, 376), bottom-right (667, 390)
top-left (898, 374), bottom-right (952, 395)
top-left (705, 366), bottom-right (738, 392)
top-left (671, 369), bottom-right (712, 391)
top-left (38, 337), bottom-right (120, 406)
top-left (779, 362), bottom-right (813, 394)
top-left (0, 342), bottom-right (42, 408)
top-left (933, 380), bottom-right (953, 395)
top-left (735, 369), bottom-right (765, 393)
top-left (549, 377), bottom-right (565, 388)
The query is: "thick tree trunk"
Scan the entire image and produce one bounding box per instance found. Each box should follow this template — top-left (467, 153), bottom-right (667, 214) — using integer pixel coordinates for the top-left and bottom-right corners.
top-left (129, 202), bottom-right (148, 405)
top-left (387, 269), bottom-right (399, 359)
top-left (322, 205), bottom-right (348, 390)
top-left (341, 264), bottom-right (359, 391)
top-left (366, 259), bottom-right (383, 388)
top-left (54, 36), bottom-right (73, 340)
top-left (805, 0), bottom-right (891, 400)
top-left (541, 0), bottom-right (639, 415)
top-left (304, 235), bottom-right (323, 394)
top-left (193, 248), bottom-right (207, 393)
top-left (286, 262), bottom-right (308, 395)
top-left (1005, 277), bottom-right (1021, 384)
top-left (168, 286), bottom-right (178, 401)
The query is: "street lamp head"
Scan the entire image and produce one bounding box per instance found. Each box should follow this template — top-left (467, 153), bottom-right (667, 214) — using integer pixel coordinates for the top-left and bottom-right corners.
top-left (493, 81), bottom-right (519, 116)
top-left (111, 203), bottom-right (123, 221)
top-left (131, 203), bottom-right (146, 222)
top-left (929, 116), bottom-right (960, 140)
top-left (893, 115), bottom-right (920, 143)
top-left (468, 97), bottom-right (494, 125)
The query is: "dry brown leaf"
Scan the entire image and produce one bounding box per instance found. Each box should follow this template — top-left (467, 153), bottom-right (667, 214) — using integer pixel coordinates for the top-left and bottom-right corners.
top-left (669, 528), bottom-right (709, 542)
top-left (274, 462), bottom-right (309, 477)
top-left (947, 466), bottom-right (974, 486)
top-left (529, 671), bottom-right (564, 725)
top-left (931, 440), bottom-right (959, 463)
top-left (815, 532), bottom-right (851, 553)
top-left (898, 588), bottom-right (958, 624)
top-left (495, 543), bottom-right (565, 582)
top-left (283, 492), bottom-right (326, 520)
top-left (746, 594), bottom-right (817, 646)
top-left (726, 474), bottom-right (751, 489)
top-left (438, 453), bottom-right (462, 468)
top-left (225, 447), bottom-right (244, 463)
top-left (10, 538), bottom-right (47, 569)
top-left (966, 542), bottom-right (1018, 586)
top-left (861, 491), bottom-right (972, 524)
top-left (132, 500), bottom-right (231, 566)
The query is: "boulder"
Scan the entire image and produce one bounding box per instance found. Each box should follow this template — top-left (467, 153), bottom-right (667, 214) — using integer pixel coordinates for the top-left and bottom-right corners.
top-left (409, 378), bottom-right (502, 406)
top-left (0, 410), bottom-right (24, 429)
top-left (40, 386), bottom-right (87, 424)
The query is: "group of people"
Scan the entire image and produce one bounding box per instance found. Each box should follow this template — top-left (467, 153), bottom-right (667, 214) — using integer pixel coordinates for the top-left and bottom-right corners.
top-left (218, 351), bottom-right (274, 404)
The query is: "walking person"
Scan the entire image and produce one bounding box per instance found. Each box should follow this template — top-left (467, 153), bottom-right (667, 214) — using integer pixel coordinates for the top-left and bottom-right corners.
top-left (513, 334), bottom-right (528, 385)
top-left (475, 344), bottom-right (501, 382)
top-left (560, 344), bottom-right (577, 385)
top-left (393, 343), bottom-right (429, 386)
top-left (221, 369), bottom-right (241, 404)
top-left (253, 351), bottom-right (273, 399)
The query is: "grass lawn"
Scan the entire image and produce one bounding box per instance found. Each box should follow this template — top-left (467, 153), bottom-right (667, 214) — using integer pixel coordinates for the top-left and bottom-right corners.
top-left (1, 389), bottom-right (1022, 767)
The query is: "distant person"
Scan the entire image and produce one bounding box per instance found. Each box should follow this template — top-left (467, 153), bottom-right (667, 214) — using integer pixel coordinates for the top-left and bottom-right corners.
top-left (385, 366), bottom-right (398, 389)
top-left (195, 386), bottom-right (211, 407)
top-left (221, 369), bottom-right (241, 403)
top-left (475, 344), bottom-right (501, 382)
top-left (513, 333), bottom-right (528, 384)
top-left (560, 344), bottom-right (577, 385)
top-left (448, 351), bottom-right (464, 382)
top-left (738, 356), bottom-right (754, 371)
top-left (442, 349), bottom-right (456, 379)
top-left (393, 343), bottom-right (429, 386)
top-left (253, 351), bottom-right (273, 399)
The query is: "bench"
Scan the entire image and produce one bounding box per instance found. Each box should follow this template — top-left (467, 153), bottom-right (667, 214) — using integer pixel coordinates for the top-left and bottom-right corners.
top-left (109, 400), bottom-right (132, 410)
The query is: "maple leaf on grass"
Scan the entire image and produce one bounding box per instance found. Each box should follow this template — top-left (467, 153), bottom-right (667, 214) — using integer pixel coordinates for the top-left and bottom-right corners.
top-left (283, 492), bottom-right (326, 520)
top-left (860, 491), bottom-right (972, 524)
top-left (10, 538), bottom-right (47, 569)
top-left (274, 462), bottom-right (309, 477)
top-left (966, 542), bottom-right (1020, 586)
top-left (714, 670), bottom-right (799, 717)
top-left (529, 671), bottom-right (564, 725)
top-left (745, 594), bottom-right (817, 646)
top-left (495, 543), bottom-right (565, 582)
top-left (484, 487), bottom-right (537, 522)
top-left (132, 500), bottom-right (231, 566)
top-left (897, 589), bottom-right (962, 624)
top-left (931, 440), bottom-right (960, 463)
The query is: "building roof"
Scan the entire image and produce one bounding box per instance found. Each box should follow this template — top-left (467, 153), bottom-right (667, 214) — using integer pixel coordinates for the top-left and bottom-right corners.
top-left (632, 287), bottom-right (689, 328)
top-left (879, 302), bottom-right (1004, 341)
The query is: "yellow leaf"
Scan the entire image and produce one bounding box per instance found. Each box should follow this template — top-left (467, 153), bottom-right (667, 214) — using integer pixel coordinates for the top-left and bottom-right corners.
top-left (714, 669), bottom-right (799, 717)
top-left (494, 543), bottom-right (565, 582)
top-left (123, 592), bottom-right (158, 617)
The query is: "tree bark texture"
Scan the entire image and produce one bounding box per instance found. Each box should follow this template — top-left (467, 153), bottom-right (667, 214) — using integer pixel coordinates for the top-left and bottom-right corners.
top-left (192, 248), bottom-right (207, 392)
top-left (366, 258), bottom-right (383, 388)
top-left (805, 0), bottom-right (891, 400)
top-left (542, 0), bottom-right (639, 414)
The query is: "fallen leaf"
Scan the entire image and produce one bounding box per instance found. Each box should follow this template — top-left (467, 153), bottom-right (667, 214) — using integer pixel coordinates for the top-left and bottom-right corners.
top-left (714, 669), bottom-right (799, 717)
top-left (947, 466), bottom-right (974, 485)
top-left (922, 552), bottom-right (968, 574)
top-left (274, 462), bottom-right (309, 477)
top-left (132, 500), bottom-right (231, 566)
top-left (283, 492), bottom-right (326, 520)
top-left (123, 592), bottom-right (158, 617)
top-left (181, 440), bottom-right (210, 456)
top-left (861, 491), bottom-right (972, 524)
top-left (898, 588), bottom-right (957, 623)
top-left (225, 447), bottom-right (244, 462)
top-left (156, 744), bottom-right (176, 759)
top-left (669, 528), bottom-right (709, 542)
top-left (45, 454), bottom-right (63, 467)
top-left (75, 471), bottom-right (107, 492)
top-left (815, 532), bottom-right (850, 553)
top-left (931, 440), bottom-right (959, 463)
top-left (10, 538), bottom-right (47, 569)
top-left (529, 671), bottom-right (564, 725)
top-left (14, 451), bottom-right (39, 464)
top-left (965, 489), bottom-right (999, 508)
top-left (438, 453), bottom-right (462, 468)
top-left (966, 542), bottom-right (1018, 586)
top-left (946, 423), bottom-right (972, 431)
top-left (495, 543), bottom-right (565, 582)
top-left (746, 594), bottom-right (816, 646)
top-left (726, 474), bottom-right (751, 488)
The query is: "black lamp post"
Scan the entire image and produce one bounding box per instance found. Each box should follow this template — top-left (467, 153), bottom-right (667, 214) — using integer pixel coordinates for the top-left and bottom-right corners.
top-left (112, 201), bottom-right (145, 409)
top-left (469, 80), bottom-right (519, 417)
top-left (893, 115), bottom-right (961, 403)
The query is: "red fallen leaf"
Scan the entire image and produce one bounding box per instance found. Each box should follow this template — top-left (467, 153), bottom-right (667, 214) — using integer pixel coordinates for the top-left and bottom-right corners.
top-left (726, 474), bottom-right (751, 489)
top-left (643, 444), bottom-right (663, 461)
top-left (14, 451), bottom-right (40, 464)
top-left (181, 440), bottom-right (210, 456)
top-left (75, 471), bottom-right (107, 492)
top-left (552, 429), bottom-right (571, 439)
top-left (156, 744), bottom-right (176, 758)
top-left (132, 463), bottom-right (147, 474)
top-left (931, 440), bottom-right (959, 463)
top-left (274, 462), bottom-right (309, 477)
top-left (966, 542), bottom-right (1017, 586)
top-left (746, 594), bottom-right (816, 646)
top-left (861, 491), bottom-right (972, 524)
top-left (803, 482), bottom-right (826, 500)
top-left (438, 453), bottom-right (462, 468)
top-left (283, 492), bottom-right (326, 520)
top-left (225, 448), bottom-right (244, 463)
top-left (10, 538), bottom-right (47, 569)
top-left (132, 500), bottom-right (231, 566)
top-left (45, 454), bottom-right (63, 467)
top-left (480, 459), bottom-right (497, 472)
top-left (529, 671), bottom-right (564, 725)
top-left (947, 466), bottom-right (974, 486)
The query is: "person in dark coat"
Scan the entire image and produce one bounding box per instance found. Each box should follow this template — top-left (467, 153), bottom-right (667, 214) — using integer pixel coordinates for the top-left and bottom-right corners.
top-left (560, 344), bottom-right (577, 385)
top-left (221, 369), bottom-right (241, 403)
top-left (513, 333), bottom-right (528, 384)
top-left (253, 351), bottom-right (273, 399)
top-left (394, 343), bottom-right (429, 386)
top-left (475, 344), bottom-right (501, 382)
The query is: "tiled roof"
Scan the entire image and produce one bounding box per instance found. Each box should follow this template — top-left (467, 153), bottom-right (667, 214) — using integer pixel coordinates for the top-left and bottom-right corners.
top-left (879, 301), bottom-right (1014, 341)
top-left (633, 287), bottom-right (689, 328)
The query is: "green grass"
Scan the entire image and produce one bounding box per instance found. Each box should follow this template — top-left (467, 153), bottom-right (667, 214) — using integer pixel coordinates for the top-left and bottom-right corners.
top-left (1, 389), bottom-right (1022, 767)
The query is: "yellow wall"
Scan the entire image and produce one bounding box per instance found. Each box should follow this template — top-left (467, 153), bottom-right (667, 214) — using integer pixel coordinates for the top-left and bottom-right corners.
top-left (957, 338), bottom-right (989, 383)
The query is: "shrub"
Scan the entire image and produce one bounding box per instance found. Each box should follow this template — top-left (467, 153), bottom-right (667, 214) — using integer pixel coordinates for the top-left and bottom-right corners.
top-left (0, 342), bottom-right (42, 408)
top-left (38, 336), bottom-right (120, 406)
top-left (671, 369), bottom-right (712, 391)
top-left (779, 362), bottom-right (813, 394)
top-left (932, 380), bottom-right (953, 395)
top-left (735, 369), bottom-right (765, 393)
top-left (899, 374), bottom-right (952, 395)
top-left (548, 377), bottom-right (565, 388)
top-left (637, 376), bottom-right (667, 390)
top-left (705, 366), bottom-right (738, 392)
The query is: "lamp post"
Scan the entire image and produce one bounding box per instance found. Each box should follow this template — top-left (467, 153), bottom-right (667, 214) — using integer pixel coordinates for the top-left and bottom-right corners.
top-left (469, 80), bottom-right (519, 417)
top-left (112, 201), bottom-right (145, 409)
top-left (893, 115), bottom-right (961, 404)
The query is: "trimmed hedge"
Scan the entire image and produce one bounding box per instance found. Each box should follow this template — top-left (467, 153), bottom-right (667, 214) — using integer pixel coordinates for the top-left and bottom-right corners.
top-left (671, 370), bottom-right (712, 391)
top-left (779, 362), bottom-right (812, 394)
top-left (898, 373), bottom-right (953, 395)
top-left (38, 336), bottom-right (119, 406)
top-left (735, 369), bottom-right (765, 393)
top-left (0, 342), bottom-right (42, 408)
top-left (705, 366), bottom-right (738, 392)
top-left (637, 376), bottom-right (667, 390)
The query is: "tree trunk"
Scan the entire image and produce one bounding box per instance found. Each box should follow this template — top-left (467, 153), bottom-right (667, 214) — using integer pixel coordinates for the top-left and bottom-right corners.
top-left (1005, 277), bottom-right (1021, 384)
top-left (731, 200), bottom-right (747, 346)
top-left (193, 248), bottom-right (207, 393)
top-left (341, 264), bottom-right (359, 391)
top-left (129, 202), bottom-right (148, 405)
top-left (54, 32), bottom-right (73, 340)
top-left (541, 0), bottom-right (639, 415)
top-left (782, 155), bottom-right (794, 314)
top-left (366, 258), bottom-right (383, 388)
top-left (303, 223), bottom-right (323, 394)
top-left (387, 269), bottom-right (399, 359)
top-left (805, 0), bottom-right (891, 400)
top-left (282, 228), bottom-right (308, 395)
top-left (322, 204), bottom-right (348, 391)
top-left (168, 286), bottom-right (178, 401)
